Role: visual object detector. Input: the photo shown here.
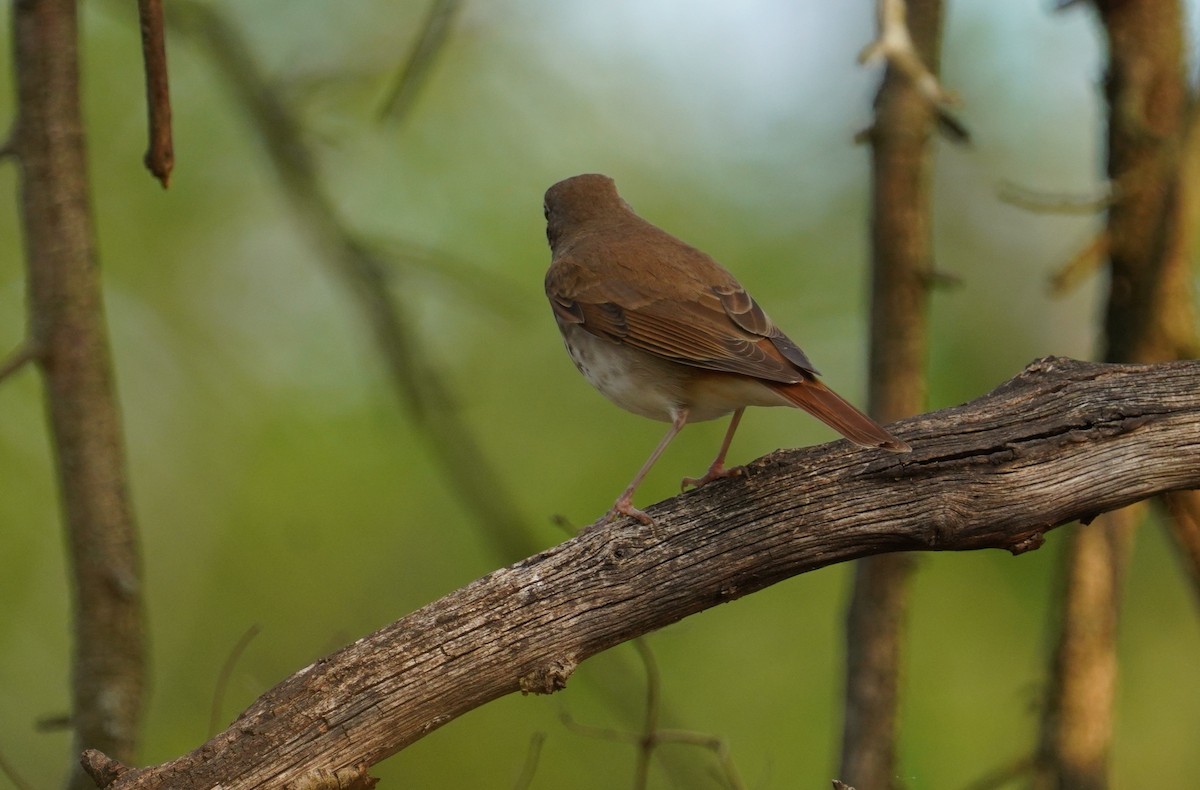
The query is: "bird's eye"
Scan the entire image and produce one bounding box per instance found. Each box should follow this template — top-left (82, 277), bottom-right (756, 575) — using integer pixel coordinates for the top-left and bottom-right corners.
top-left (543, 202), bottom-right (550, 220)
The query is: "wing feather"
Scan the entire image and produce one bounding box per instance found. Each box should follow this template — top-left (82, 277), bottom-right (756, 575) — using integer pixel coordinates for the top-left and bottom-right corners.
top-left (547, 255), bottom-right (816, 384)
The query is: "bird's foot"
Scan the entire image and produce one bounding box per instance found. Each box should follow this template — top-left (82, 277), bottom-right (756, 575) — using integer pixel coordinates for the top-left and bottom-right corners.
top-left (681, 463), bottom-right (745, 491)
top-left (606, 496), bottom-right (656, 527)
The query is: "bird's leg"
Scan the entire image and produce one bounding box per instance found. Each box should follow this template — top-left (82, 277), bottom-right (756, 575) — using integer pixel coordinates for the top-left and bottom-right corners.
top-left (608, 409), bottom-right (689, 526)
top-left (681, 408), bottom-right (746, 490)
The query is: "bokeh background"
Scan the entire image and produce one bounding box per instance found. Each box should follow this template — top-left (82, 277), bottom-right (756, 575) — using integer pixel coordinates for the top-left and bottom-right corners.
top-left (2, 0), bottom-right (1199, 787)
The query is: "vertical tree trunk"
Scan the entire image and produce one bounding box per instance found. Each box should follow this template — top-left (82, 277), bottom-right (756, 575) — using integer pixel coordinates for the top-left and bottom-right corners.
top-left (1035, 1), bottom-right (1190, 788)
top-left (11, 1), bottom-right (146, 786)
top-left (840, 1), bottom-right (942, 786)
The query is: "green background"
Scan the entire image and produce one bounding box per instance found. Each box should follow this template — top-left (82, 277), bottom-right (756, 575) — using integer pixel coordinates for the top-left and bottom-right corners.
top-left (2, 1), bottom-right (1198, 787)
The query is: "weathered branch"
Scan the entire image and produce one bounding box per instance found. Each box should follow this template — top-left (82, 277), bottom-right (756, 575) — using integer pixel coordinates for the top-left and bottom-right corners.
top-left (10, 0), bottom-right (146, 786)
top-left (82, 357), bottom-right (1200, 789)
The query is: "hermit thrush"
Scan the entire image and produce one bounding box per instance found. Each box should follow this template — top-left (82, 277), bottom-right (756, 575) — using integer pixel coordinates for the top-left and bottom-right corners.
top-left (544, 174), bottom-right (909, 525)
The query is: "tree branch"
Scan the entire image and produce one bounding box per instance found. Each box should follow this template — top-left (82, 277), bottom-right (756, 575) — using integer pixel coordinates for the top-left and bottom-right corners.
top-left (137, 0), bottom-right (173, 187)
top-left (11, 0), bottom-right (146, 785)
top-left (844, 0), bottom-right (943, 784)
top-left (81, 357), bottom-right (1200, 789)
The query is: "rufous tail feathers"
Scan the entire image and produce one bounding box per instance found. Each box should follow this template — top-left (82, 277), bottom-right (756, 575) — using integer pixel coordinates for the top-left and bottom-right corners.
top-left (770, 378), bottom-right (910, 453)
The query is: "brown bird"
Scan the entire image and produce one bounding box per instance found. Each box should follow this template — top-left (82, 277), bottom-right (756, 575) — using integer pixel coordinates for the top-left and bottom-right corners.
top-left (544, 174), bottom-right (909, 525)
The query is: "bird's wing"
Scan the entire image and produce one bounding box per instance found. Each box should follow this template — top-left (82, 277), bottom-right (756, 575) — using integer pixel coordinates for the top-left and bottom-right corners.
top-left (546, 260), bottom-right (818, 383)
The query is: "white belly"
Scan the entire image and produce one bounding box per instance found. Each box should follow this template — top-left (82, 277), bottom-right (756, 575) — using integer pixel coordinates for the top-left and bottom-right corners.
top-left (558, 324), bottom-right (789, 423)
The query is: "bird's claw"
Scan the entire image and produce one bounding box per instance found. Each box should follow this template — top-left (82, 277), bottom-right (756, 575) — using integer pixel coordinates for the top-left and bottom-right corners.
top-left (607, 498), bottom-right (656, 527)
top-left (681, 463), bottom-right (745, 492)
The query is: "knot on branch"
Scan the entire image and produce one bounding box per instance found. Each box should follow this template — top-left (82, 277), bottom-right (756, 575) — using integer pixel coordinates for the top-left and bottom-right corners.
top-left (518, 657), bottom-right (577, 695)
top-left (1008, 531), bottom-right (1047, 556)
top-left (290, 764), bottom-right (379, 789)
top-left (80, 749), bottom-right (132, 787)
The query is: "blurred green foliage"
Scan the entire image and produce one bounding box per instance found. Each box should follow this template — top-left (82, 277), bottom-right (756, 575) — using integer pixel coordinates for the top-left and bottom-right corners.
top-left (2, 1), bottom-right (1198, 787)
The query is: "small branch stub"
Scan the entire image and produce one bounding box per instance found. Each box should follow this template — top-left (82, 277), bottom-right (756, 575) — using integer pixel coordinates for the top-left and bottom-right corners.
top-left (859, 0), bottom-right (957, 106)
top-left (290, 766), bottom-right (378, 790)
top-left (80, 750), bottom-right (131, 787)
top-left (518, 658), bottom-right (577, 695)
top-left (138, 0), bottom-right (174, 186)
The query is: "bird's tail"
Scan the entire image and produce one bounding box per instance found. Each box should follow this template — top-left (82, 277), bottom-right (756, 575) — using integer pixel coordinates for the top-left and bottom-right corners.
top-left (769, 378), bottom-right (910, 453)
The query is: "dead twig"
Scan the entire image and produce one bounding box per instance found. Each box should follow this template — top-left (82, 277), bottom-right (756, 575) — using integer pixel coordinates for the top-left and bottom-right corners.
top-left (137, 0), bottom-right (174, 186)
top-left (209, 624), bottom-right (263, 737)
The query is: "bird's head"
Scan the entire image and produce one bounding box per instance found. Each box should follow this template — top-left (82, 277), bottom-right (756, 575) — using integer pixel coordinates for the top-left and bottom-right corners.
top-left (543, 173), bottom-right (629, 249)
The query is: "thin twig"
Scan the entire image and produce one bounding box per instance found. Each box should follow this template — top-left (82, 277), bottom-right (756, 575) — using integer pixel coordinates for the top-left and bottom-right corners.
top-left (35, 714), bottom-right (72, 732)
top-left (510, 732), bottom-right (546, 790)
top-left (961, 755), bottom-right (1033, 790)
top-left (859, 0), bottom-right (957, 106)
top-left (997, 181), bottom-right (1111, 215)
top-left (1048, 231), bottom-right (1108, 297)
top-left (209, 624), bottom-right (262, 736)
top-left (0, 744), bottom-right (34, 790)
top-left (137, 0), bottom-right (174, 187)
top-left (920, 268), bottom-right (963, 290)
top-left (632, 639), bottom-right (660, 790)
top-left (650, 731), bottom-right (745, 790)
top-left (0, 342), bottom-right (38, 384)
top-left (376, 0), bottom-right (464, 124)
top-left (559, 709), bottom-right (636, 745)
